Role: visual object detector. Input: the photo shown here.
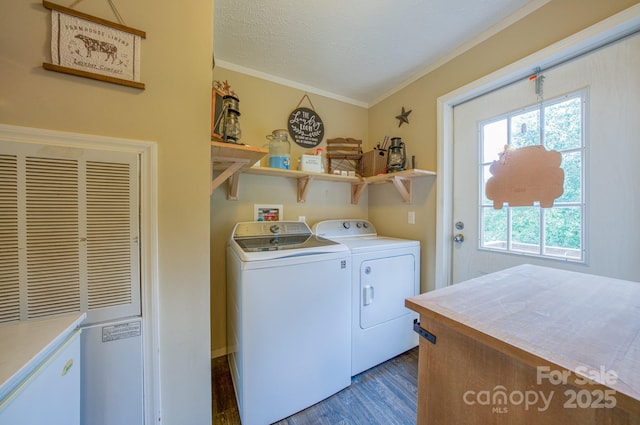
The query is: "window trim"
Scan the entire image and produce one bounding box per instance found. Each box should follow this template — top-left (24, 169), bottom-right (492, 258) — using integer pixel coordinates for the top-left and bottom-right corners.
top-left (476, 89), bottom-right (588, 263)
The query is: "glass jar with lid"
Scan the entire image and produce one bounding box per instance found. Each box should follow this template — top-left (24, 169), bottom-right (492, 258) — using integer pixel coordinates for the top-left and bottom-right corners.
top-left (266, 129), bottom-right (291, 169)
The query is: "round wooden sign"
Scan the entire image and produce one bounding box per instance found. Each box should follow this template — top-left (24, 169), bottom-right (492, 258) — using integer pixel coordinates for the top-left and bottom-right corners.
top-left (287, 107), bottom-right (324, 148)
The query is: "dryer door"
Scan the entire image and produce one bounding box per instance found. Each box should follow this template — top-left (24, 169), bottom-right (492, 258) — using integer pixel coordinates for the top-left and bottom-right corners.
top-left (360, 254), bottom-right (416, 329)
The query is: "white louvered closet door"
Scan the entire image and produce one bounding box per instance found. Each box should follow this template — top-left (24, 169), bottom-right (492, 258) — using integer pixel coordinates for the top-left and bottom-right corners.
top-left (0, 141), bottom-right (140, 325)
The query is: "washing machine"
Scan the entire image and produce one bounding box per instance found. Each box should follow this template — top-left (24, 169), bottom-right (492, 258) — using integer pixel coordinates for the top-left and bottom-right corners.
top-left (313, 219), bottom-right (420, 376)
top-left (227, 221), bottom-right (351, 425)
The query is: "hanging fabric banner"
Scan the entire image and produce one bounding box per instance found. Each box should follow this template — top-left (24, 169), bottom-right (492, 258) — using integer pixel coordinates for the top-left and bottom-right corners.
top-left (42, 1), bottom-right (146, 89)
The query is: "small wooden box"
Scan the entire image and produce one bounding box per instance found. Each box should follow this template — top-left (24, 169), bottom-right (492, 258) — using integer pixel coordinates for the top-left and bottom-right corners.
top-left (362, 149), bottom-right (387, 176)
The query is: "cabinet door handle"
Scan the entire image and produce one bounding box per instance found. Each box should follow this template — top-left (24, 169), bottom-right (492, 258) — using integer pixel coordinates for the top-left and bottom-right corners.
top-left (61, 358), bottom-right (74, 376)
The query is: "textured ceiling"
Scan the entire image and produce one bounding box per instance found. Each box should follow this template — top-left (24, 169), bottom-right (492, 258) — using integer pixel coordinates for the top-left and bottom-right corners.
top-left (214, 0), bottom-right (539, 106)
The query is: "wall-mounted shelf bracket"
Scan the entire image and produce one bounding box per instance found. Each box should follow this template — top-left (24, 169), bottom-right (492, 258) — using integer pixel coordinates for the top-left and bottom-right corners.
top-left (297, 176), bottom-right (314, 203)
top-left (351, 181), bottom-right (369, 204)
top-left (210, 141), bottom-right (268, 196)
top-left (391, 175), bottom-right (413, 203)
top-left (211, 156), bottom-right (247, 195)
top-left (227, 170), bottom-right (241, 200)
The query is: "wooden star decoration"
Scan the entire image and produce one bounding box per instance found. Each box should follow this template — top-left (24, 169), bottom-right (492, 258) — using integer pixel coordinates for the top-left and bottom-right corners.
top-left (395, 107), bottom-right (412, 127)
top-left (213, 79), bottom-right (237, 96)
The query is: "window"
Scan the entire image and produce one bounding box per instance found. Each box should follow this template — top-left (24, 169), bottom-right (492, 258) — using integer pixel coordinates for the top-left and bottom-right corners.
top-left (479, 90), bottom-right (586, 262)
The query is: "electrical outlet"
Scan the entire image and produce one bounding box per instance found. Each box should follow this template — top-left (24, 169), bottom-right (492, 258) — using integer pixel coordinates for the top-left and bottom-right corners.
top-left (298, 216), bottom-right (306, 222)
top-left (408, 211), bottom-right (415, 224)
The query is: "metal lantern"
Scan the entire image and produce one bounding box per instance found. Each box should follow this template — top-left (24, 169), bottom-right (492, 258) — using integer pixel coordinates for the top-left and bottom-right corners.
top-left (386, 137), bottom-right (406, 173)
top-left (213, 95), bottom-right (242, 143)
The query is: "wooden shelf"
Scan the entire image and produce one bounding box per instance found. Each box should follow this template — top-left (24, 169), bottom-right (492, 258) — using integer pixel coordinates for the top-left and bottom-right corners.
top-left (211, 141), bottom-right (435, 203)
top-left (245, 167), bottom-right (359, 203)
top-left (210, 141), bottom-right (268, 196)
top-left (353, 169), bottom-right (437, 204)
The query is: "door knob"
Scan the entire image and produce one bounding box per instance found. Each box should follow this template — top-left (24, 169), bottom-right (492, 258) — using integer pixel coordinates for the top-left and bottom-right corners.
top-left (453, 234), bottom-right (464, 243)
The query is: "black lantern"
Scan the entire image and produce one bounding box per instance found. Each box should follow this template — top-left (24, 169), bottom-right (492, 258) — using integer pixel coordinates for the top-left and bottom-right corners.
top-left (213, 95), bottom-right (242, 143)
top-left (386, 137), bottom-right (406, 173)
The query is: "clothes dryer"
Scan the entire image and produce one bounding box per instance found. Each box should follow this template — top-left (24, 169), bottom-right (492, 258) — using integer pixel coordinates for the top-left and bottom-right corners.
top-left (313, 219), bottom-right (420, 376)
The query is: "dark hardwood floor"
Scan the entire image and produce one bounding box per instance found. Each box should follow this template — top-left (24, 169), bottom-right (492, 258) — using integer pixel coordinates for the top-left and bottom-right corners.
top-left (212, 348), bottom-right (418, 425)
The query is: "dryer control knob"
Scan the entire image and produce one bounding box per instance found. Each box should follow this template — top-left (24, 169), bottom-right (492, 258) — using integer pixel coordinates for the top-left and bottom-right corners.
top-left (356, 222), bottom-right (362, 228)
top-left (342, 222), bottom-right (351, 229)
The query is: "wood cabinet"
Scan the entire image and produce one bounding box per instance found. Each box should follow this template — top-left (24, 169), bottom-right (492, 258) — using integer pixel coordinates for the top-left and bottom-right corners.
top-left (211, 141), bottom-right (436, 203)
top-left (405, 265), bottom-right (640, 425)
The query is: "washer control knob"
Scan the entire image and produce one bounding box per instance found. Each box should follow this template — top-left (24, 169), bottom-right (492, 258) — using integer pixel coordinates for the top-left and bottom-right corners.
top-left (270, 224), bottom-right (280, 234)
top-left (342, 222), bottom-right (351, 229)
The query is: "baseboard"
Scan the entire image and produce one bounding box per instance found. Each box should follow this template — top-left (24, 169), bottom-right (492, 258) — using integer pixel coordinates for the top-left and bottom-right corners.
top-left (211, 347), bottom-right (227, 359)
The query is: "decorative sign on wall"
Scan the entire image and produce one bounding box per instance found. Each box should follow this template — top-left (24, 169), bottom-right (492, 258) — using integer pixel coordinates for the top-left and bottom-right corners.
top-left (42, 1), bottom-right (146, 89)
top-left (287, 95), bottom-right (324, 148)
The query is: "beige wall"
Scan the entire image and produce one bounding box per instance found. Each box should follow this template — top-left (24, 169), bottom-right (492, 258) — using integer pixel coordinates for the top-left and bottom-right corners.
top-left (210, 67), bottom-right (368, 356)
top-left (368, 0), bottom-right (640, 293)
top-left (1, 1), bottom-right (213, 423)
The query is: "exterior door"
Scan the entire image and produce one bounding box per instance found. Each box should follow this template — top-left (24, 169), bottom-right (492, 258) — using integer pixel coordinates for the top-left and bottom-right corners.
top-left (452, 32), bottom-right (640, 284)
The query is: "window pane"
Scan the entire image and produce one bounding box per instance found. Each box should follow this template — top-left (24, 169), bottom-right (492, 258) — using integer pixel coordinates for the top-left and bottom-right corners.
top-left (481, 164), bottom-right (492, 205)
top-left (544, 207), bottom-right (582, 259)
top-left (482, 119), bottom-right (507, 163)
top-left (511, 110), bottom-right (539, 148)
top-left (481, 206), bottom-right (507, 250)
top-left (511, 207), bottom-right (540, 254)
top-left (544, 97), bottom-right (581, 151)
top-left (558, 151), bottom-right (581, 203)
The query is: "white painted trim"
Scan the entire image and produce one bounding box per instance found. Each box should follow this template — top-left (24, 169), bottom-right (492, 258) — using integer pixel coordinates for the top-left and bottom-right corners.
top-left (0, 123), bottom-right (161, 424)
top-left (435, 4), bottom-right (640, 289)
top-left (211, 347), bottom-right (227, 359)
top-left (215, 60), bottom-right (369, 108)
top-left (139, 141), bottom-right (161, 425)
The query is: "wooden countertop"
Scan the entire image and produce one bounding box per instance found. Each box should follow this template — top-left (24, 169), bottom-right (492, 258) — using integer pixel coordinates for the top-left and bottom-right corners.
top-left (0, 312), bottom-right (85, 400)
top-left (406, 264), bottom-right (640, 402)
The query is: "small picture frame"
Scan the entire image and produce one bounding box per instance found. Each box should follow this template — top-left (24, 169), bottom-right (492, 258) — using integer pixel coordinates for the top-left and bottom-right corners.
top-left (211, 88), bottom-right (224, 140)
top-left (254, 204), bottom-right (284, 222)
